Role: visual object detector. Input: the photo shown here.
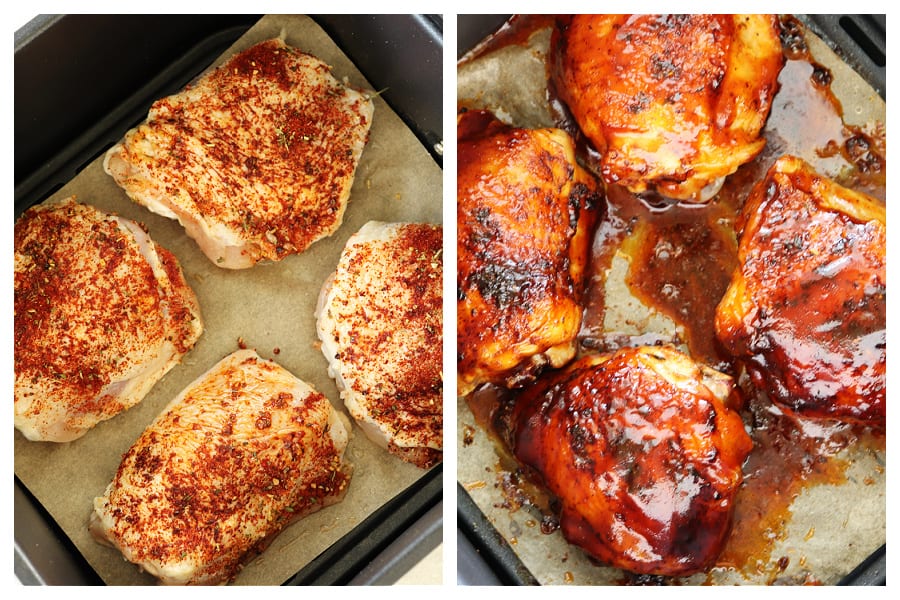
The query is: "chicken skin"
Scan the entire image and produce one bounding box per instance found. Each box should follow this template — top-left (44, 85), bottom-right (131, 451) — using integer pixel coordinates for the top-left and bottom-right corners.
top-left (497, 345), bottom-right (752, 576)
top-left (104, 38), bottom-right (373, 268)
top-left (457, 109), bottom-right (603, 397)
top-left (715, 156), bottom-right (885, 427)
top-left (317, 221), bottom-right (443, 469)
top-left (14, 197), bottom-right (203, 442)
top-left (551, 15), bottom-right (783, 202)
top-left (91, 349), bottom-right (352, 585)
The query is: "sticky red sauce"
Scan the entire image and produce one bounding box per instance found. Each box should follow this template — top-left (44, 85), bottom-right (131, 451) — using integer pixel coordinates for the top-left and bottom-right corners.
top-left (462, 14), bottom-right (886, 582)
top-left (572, 17), bottom-right (886, 369)
top-left (714, 394), bottom-right (860, 579)
top-left (582, 16), bottom-right (886, 576)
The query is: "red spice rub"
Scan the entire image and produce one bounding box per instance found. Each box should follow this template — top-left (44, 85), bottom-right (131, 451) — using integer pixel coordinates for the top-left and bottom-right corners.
top-left (90, 349), bottom-right (351, 585)
top-left (104, 38), bottom-right (374, 268)
top-left (317, 221), bottom-right (443, 468)
top-left (14, 196), bottom-right (203, 442)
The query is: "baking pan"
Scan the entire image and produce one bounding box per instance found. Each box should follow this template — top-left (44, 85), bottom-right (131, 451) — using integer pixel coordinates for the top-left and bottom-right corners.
top-left (456, 14), bottom-right (885, 586)
top-left (14, 14), bottom-right (443, 586)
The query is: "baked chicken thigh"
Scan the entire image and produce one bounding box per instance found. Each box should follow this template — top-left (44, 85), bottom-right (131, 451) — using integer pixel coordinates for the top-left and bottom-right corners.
top-left (104, 38), bottom-right (373, 268)
top-left (551, 14), bottom-right (783, 201)
top-left (317, 221), bottom-right (443, 469)
top-left (497, 345), bottom-right (752, 576)
top-left (715, 156), bottom-right (886, 427)
top-left (91, 349), bottom-right (352, 585)
top-left (14, 197), bottom-right (203, 442)
top-left (457, 109), bottom-right (602, 397)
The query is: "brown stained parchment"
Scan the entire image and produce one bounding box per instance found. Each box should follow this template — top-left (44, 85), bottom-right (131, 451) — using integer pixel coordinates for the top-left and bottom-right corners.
top-left (14, 15), bottom-right (443, 586)
top-left (456, 18), bottom-right (885, 586)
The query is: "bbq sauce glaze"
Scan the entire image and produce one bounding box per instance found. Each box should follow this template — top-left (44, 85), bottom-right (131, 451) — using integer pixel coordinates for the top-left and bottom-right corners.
top-left (460, 14), bottom-right (885, 583)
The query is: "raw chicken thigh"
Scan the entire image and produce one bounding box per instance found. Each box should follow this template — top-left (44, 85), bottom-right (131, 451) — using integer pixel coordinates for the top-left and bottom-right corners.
top-left (317, 221), bottom-right (443, 468)
top-left (91, 349), bottom-right (352, 585)
top-left (104, 38), bottom-right (373, 268)
top-left (14, 197), bottom-right (203, 442)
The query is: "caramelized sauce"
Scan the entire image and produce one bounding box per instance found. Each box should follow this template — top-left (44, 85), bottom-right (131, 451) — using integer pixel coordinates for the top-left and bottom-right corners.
top-left (715, 392), bottom-right (862, 577)
top-left (462, 14), bottom-right (885, 582)
top-left (467, 385), bottom-right (557, 517)
top-left (458, 15), bottom-right (557, 65)
top-left (572, 15), bottom-right (886, 369)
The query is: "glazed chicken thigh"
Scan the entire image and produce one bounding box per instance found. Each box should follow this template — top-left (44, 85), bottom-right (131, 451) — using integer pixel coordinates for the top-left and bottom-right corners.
top-left (457, 109), bottom-right (602, 397)
top-left (715, 156), bottom-right (886, 427)
top-left (497, 345), bottom-right (752, 576)
top-left (551, 14), bottom-right (783, 201)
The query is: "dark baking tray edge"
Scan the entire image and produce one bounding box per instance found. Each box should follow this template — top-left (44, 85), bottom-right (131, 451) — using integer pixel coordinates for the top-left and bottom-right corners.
top-left (14, 14), bottom-right (443, 586)
top-left (15, 16), bottom-right (262, 214)
top-left (455, 13), bottom-right (886, 587)
top-left (456, 483), bottom-right (538, 585)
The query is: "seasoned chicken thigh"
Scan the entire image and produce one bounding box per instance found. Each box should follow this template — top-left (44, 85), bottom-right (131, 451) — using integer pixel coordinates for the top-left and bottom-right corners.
top-left (104, 38), bottom-right (373, 268)
top-left (716, 156), bottom-right (886, 427)
top-left (14, 197), bottom-right (203, 442)
top-left (91, 349), bottom-right (351, 585)
top-left (457, 109), bottom-right (603, 397)
top-left (551, 14), bottom-right (783, 201)
top-left (316, 221), bottom-right (443, 469)
top-left (497, 345), bottom-right (752, 576)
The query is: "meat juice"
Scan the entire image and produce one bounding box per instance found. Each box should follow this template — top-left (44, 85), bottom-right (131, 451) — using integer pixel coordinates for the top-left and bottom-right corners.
top-left (460, 14), bottom-right (885, 582)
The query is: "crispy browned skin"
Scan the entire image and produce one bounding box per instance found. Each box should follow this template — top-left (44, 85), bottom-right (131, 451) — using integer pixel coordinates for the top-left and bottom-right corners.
top-left (551, 15), bottom-right (783, 201)
top-left (715, 156), bottom-right (886, 427)
top-left (456, 109), bottom-right (603, 397)
top-left (498, 345), bottom-right (752, 576)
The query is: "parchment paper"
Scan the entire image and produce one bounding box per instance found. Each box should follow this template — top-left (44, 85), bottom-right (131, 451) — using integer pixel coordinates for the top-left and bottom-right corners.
top-left (457, 18), bottom-right (885, 586)
top-left (14, 14), bottom-right (442, 586)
